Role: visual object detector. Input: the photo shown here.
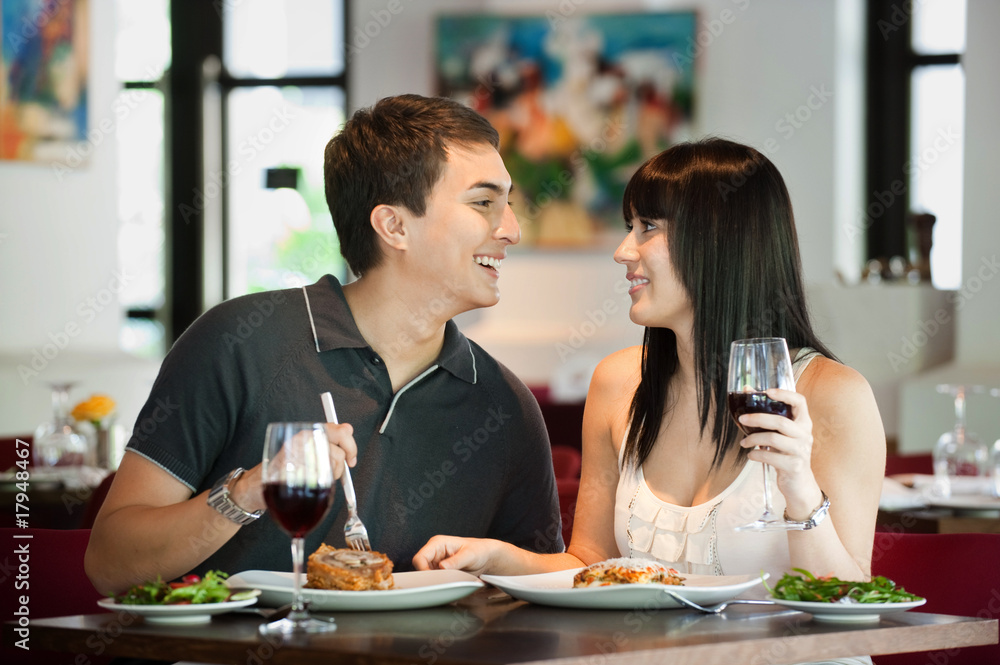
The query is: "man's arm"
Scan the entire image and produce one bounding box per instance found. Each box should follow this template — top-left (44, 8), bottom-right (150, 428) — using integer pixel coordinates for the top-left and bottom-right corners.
top-left (86, 425), bottom-right (355, 596)
top-left (85, 452), bottom-right (243, 595)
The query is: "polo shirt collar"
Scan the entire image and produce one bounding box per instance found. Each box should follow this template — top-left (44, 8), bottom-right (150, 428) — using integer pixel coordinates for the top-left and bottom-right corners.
top-left (302, 275), bottom-right (477, 384)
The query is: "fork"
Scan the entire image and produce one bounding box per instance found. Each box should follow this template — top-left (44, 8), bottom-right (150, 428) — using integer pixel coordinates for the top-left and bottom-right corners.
top-left (663, 590), bottom-right (777, 614)
top-left (321, 392), bottom-right (372, 551)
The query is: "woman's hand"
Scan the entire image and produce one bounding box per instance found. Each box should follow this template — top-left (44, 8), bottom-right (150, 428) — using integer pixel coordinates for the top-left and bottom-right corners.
top-left (738, 388), bottom-right (824, 521)
top-left (413, 536), bottom-right (510, 576)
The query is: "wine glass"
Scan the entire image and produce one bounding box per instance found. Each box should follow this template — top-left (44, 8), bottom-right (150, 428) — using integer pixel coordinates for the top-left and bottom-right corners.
top-left (727, 337), bottom-right (803, 531)
top-left (932, 384), bottom-right (987, 498)
top-left (259, 422), bottom-right (337, 636)
top-left (33, 382), bottom-right (88, 467)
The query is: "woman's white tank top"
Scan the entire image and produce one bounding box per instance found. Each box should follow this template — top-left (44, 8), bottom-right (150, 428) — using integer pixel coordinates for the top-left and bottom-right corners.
top-left (613, 348), bottom-right (820, 581)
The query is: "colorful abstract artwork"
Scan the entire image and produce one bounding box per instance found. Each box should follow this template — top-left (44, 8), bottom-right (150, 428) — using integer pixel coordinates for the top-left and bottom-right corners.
top-left (1, 0), bottom-right (88, 162)
top-left (436, 12), bottom-right (696, 246)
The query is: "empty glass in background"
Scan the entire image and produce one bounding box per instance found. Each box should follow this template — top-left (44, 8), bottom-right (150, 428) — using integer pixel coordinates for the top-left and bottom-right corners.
top-left (33, 382), bottom-right (89, 468)
top-left (931, 384), bottom-right (988, 498)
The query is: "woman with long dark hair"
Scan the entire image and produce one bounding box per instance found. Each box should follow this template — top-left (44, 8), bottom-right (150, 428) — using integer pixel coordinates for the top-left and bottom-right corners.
top-left (415, 138), bottom-right (885, 590)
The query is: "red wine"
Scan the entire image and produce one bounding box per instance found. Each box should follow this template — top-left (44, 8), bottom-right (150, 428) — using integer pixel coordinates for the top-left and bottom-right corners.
top-left (727, 392), bottom-right (792, 435)
top-left (263, 483), bottom-right (333, 537)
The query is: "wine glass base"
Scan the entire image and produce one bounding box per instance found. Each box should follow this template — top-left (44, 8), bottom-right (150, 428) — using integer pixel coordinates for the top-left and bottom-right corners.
top-left (259, 615), bottom-right (337, 637)
top-left (734, 519), bottom-right (807, 532)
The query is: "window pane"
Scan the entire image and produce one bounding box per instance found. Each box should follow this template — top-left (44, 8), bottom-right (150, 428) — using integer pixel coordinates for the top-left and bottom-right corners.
top-left (912, 0), bottom-right (966, 55)
top-left (115, 0), bottom-right (171, 81)
top-left (120, 318), bottom-right (166, 359)
top-left (910, 65), bottom-right (964, 290)
top-left (226, 86), bottom-right (346, 297)
top-left (116, 88), bottom-right (166, 354)
top-left (224, 0), bottom-right (344, 78)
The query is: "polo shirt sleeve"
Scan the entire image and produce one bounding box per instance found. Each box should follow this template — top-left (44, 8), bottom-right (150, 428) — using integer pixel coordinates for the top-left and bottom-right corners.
top-left (124, 298), bottom-right (254, 492)
top-left (486, 369), bottom-right (565, 554)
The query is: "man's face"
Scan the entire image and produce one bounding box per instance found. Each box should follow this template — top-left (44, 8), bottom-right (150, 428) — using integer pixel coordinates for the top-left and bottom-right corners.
top-left (404, 144), bottom-right (520, 316)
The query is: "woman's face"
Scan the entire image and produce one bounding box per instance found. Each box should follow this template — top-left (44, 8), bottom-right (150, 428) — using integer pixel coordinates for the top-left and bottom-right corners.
top-left (613, 217), bottom-right (693, 332)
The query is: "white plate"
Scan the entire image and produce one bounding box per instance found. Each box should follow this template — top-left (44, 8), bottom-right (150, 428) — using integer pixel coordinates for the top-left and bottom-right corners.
top-left (479, 569), bottom-right (767, 610)
top-left (229, 569), bottom-right (483, 611)
top-left (770, 597), bottom-right (927, 623)
top-left (96, 597), bottom-right (259, 625)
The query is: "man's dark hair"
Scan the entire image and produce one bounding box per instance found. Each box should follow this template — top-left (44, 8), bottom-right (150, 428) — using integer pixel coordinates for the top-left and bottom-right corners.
top-left (324, 94), bottom-right (500, 276)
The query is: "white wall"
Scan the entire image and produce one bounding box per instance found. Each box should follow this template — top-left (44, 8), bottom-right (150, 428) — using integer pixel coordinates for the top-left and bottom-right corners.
top-left (0, 0), bottom-right (161, 437)
top-left (1, 0), bottom-right (994, 449)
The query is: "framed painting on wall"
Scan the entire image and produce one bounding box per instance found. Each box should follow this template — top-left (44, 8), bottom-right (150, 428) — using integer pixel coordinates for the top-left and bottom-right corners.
top-left (436, 11), bottom-right (696, 247)
top-left (1, 0), bottom-right (89, 163)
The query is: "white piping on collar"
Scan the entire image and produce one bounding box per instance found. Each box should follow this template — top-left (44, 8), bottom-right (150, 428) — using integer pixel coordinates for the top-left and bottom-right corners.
top-left (302, 286), bottom-right (320, 352)
top-left (467, 337), bottom-right (477, 384)
top-left (379, 364), bottom-right (440, 434)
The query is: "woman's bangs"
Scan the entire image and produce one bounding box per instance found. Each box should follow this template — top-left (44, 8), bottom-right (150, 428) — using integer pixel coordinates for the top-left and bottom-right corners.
top-left (622, 160), bottom-right (682, 224)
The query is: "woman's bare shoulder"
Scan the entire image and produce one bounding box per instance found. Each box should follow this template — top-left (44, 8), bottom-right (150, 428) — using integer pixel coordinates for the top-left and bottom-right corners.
top-left (799, 356), bottom-right (875, 401)
top-left (590, 346), bottom-right (643, 393)
top-left (799, 356), bottom-right (885, 448)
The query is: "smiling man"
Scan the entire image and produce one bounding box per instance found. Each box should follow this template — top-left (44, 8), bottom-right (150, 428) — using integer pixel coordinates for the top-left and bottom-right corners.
top-left (86, 94), bottom-right (563, 596)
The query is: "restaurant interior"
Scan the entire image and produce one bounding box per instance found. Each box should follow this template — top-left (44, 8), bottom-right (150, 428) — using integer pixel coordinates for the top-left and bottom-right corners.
top-left (2, 1), bottom-right (1000, 663)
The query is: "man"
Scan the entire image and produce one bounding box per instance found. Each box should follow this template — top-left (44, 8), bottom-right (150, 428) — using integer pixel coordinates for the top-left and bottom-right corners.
top-left (86, 94), bottom-right (563, 594)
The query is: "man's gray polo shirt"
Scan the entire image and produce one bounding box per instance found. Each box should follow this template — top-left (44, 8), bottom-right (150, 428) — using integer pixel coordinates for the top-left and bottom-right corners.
top-left (127, 275), bottom-right (563, 574)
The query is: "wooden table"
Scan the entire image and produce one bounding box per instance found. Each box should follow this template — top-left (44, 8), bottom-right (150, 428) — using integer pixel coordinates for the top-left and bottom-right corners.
top-left (5, 588), bottom-right (997, 665)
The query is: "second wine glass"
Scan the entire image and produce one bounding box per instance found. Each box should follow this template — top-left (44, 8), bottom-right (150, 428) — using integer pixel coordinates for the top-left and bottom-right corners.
top-left (727, 337), bottom-right (804, 532)
top-left (259, 422), bottom-right (336, 636)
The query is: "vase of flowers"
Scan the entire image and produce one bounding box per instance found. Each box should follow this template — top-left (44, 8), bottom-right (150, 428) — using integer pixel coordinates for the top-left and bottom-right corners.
top-left (72, 394), bottom-right (117, 469)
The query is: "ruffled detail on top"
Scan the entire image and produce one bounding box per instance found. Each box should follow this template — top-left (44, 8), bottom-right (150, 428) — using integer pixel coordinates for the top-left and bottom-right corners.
top-left (623, 462), bottom-right (755, 576)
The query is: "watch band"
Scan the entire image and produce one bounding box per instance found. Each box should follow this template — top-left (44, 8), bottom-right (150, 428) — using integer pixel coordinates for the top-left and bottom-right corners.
top-left (783, 491), bottom-right (830, 530)
top-left (207, 468), bottom-right (264, 525)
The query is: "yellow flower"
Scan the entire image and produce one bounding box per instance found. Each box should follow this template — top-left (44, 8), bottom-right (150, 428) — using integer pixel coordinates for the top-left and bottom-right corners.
top-left (72, 394), bottom-right (117, 425)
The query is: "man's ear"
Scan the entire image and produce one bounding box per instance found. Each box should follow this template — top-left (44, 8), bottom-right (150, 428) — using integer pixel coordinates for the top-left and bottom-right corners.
top-left (370, 204), bottom-right (408, 251)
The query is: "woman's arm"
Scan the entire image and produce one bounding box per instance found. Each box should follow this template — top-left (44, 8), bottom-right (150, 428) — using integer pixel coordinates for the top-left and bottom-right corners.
top-left (740, 358), bottom-right (885, 580)
top-left (413, 349), bottom-right (639, 576)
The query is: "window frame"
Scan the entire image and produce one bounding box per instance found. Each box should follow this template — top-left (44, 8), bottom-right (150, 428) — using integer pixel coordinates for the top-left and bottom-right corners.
top-left (864, 0), bottom-right (962, 267)
top-left (134, 1), bottom-right (349, 346)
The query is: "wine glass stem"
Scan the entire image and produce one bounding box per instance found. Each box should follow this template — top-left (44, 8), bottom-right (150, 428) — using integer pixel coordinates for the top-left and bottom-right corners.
top-left (290, 536), bottom-right (307, 619)
top-left (761, 460), bottom-right (776, 517)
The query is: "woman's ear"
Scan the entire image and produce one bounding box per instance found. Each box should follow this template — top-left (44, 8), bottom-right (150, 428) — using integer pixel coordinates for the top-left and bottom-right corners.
top-left (370, 204), bottom-right (408, 251)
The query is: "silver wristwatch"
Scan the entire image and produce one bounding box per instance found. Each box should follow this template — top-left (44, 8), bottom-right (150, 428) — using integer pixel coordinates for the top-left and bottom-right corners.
top-left (207, 468), bottom-right (264, 525)
top-left (783, 491), bottom-right (830, 530)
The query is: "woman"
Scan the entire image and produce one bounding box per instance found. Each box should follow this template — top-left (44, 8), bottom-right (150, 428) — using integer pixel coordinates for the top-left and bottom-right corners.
top-left (414, 138), bottom-right (885, 589)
